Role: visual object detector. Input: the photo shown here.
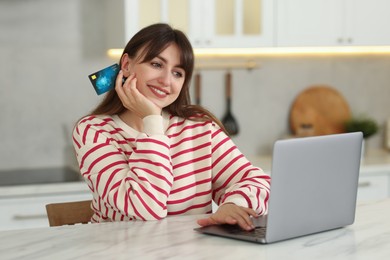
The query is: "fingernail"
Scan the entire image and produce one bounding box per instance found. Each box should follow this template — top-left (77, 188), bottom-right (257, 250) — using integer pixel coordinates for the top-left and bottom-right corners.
top-left (119, 70), bottom-right (123, 74)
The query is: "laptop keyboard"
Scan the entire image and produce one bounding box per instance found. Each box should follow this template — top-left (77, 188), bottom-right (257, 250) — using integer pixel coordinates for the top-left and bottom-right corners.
top-left (225, 225), bottom-right (267, 238)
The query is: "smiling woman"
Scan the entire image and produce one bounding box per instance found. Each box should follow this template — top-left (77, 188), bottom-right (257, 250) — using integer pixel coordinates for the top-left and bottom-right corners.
top-left (72, 23), bottom-right (270, 231)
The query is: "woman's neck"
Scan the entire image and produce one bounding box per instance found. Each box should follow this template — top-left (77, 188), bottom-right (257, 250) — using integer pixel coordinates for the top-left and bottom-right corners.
top-left (118, 111), bottom-right (144, 132)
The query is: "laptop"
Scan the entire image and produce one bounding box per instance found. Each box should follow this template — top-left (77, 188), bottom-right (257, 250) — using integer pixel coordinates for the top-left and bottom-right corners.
top-left (194, 132), bottom-right (363, 244)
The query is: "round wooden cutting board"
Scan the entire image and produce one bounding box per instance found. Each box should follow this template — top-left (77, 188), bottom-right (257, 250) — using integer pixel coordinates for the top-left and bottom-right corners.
top-left (290, 85), bottom-right (351, 136)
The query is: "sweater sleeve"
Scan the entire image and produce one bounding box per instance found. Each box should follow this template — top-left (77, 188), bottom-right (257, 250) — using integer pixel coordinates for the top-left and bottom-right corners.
top-left (210, 124), bottom-right (270, 215)
top-left (72, 116), bottom-right (173, 221)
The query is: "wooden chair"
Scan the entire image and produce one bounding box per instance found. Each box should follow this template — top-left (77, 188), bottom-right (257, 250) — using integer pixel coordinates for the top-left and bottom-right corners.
top-left (45, 200), bottom-right (94, 227)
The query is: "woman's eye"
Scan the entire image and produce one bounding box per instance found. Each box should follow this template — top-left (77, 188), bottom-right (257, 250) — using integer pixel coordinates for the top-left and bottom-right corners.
top-left (151, 62), bottom-right (162, 68)
top-left (173, 71), bottom-right (183, 78)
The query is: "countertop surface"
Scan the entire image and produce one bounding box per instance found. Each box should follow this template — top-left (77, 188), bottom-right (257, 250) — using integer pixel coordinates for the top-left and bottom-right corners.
top-left (1, 149), bottom-right (389, 198)
top-left (0, 199), bottom-right (389, 259)
top-left (248, 148), bottom-right (390, 173)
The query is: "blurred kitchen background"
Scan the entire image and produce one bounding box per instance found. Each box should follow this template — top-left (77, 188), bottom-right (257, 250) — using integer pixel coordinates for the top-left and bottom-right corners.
top-left (1, 0), bottom-right (390, 173)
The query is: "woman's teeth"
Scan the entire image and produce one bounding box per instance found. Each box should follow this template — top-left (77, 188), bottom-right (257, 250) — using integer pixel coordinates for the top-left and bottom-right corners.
top-left (151, 87), bottom-right (167, 95)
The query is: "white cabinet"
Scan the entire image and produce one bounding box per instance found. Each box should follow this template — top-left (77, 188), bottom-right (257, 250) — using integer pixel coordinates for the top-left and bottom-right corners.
top-left (345, 0), bottom-right (390, 46)
top-left (124, 0), bottom-right (191, 45)
top-left (123, 0), bottom-right (274, 48)
top-left (189, 0), bottom-right (274, 48)
top-left (276, 0), bottom-right (390, 47)
top-left (0, 187), bottom-right (91, 231)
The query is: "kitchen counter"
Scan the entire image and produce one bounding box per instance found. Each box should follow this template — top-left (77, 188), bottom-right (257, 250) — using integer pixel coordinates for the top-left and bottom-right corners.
top-left (0, 181), bottom-right (88, 198)
top-left (248, 148), bottom-right (390, 173)
top-left (0, 199), bottom-right (390, 259)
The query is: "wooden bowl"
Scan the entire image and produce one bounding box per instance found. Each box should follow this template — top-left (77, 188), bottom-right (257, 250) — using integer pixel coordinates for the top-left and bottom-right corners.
top-left (290, 85), bottom-right (351, 136)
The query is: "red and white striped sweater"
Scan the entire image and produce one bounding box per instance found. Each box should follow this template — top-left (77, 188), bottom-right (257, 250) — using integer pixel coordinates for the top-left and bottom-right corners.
top-left (72, 112), bottom-right (270, 223)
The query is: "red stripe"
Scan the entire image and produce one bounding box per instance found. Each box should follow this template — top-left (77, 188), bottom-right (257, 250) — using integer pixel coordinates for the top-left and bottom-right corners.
top-left (167, 190), bottom-right (211, 205)
top-left (136, 138), bottom-right (169, 149)
top-left (213, 153), bottom-right (244, 183)
top-left (173, 154), bottom-right (211, 170)
top-left (170, 177), bottom-right (211, 194)
top-left (124, 176), bottom-right (166, 210)
top-left (128, 158), bottom-right (173, 176)
top-left (110, 180), bottom-right (122, 193)
top-left (212, 136), bottom-right (231, 154)
top-left (81, 118), bottom-right (113, 144)
top-left (82, 124), bottom-right (91, 145)
top-left (131, 166), bottom-right (172, 186)
top-left (213, 161), bottom-right (250, 195)
top-left (256, 188), bottom-right (261, 211)
top-left (166, 118), bottom-right (186, 131)
top-left (132, 189), bottom-right (164, 220)
top-left (126, 173), bottom-right (171, 196)
top-left (79, 115), bottom-right (96, 124)
top-left (170, 131), bottom-right (211, 148)
top-left (75, 125), bottom-right (80, 135)
top-left (245, 176), bottom-right (271, 190)
top-left (174, 166), bottom-right (212, 181)
top-left (85, 152), bottom-right (127, 176)
top-left (168, 201), bottom-right (211, 215)
top-left (171, 142), bottom-right (211, 159)
top-left (211, 128), bottom-right (223, 138)
top-left (80, 143), bottom-right (107, 168)
top-left (73, 135), bottom-right (81, 149)
top-left (100, 168), bottom-right (123, 199)
top-left (135, 149), bottom-right (170, 161)
top-left (223, 190), bottom-right (252, 209)
top-left (123, 191), bottom-right (129, 217)
top-left (124, 196), bottom-right (138, 220)
top-left (168, 121), bottom-right (210, 138)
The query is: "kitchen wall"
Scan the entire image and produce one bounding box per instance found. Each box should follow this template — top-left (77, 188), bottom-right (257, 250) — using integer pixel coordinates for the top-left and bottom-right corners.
top-left (1, 0), bottom-right (389, 171)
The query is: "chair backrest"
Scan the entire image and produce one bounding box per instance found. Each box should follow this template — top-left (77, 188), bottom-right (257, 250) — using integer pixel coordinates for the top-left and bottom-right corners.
top-left (45, 200), bottom-right (94, 227)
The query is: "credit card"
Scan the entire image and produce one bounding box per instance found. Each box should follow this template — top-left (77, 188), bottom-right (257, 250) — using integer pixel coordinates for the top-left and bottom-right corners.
top-left (88, 63), bottom-right (120, 95)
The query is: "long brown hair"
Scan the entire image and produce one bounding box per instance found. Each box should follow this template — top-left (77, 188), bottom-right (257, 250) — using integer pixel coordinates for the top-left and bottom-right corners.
top-left (90, 23), bottom-right (226, 132)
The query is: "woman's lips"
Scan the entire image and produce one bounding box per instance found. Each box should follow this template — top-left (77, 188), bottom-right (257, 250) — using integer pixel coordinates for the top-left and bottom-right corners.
top-left (149, 85), bottom-right (169, 98)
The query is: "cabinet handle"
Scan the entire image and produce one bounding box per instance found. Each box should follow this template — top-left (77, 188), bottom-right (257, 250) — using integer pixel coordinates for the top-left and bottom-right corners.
top-left (358, 181), bottom-right (371, 188)
top-left (13, 214), bottom-right (48, 221)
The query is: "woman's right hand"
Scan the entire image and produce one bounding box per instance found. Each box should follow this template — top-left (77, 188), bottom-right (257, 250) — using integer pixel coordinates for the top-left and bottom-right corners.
top-left (115, 70), bottom-right (161, 118)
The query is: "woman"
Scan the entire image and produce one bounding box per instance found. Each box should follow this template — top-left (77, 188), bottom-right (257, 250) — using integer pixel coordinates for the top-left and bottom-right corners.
top-left (73, 23), bottom-right (270, 231)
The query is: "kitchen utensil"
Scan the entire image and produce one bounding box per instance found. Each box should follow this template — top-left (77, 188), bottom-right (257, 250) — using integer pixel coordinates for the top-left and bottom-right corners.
top-left (386, 118), bottom-right (390, 150)
top-left (194, 72), bottom-right (201, 105)
top-left (222, 71), bottom-right (239, 136)
top-left (290, 85), bottom-right (351, 136)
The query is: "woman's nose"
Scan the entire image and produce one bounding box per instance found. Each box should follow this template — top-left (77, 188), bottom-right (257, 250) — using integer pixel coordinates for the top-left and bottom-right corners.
top-left (158, 70), bottom-right (171, 87)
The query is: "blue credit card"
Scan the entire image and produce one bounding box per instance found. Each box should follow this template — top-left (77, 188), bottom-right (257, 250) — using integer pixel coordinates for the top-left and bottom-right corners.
top-left (88, 63), bottom-right (120, 95)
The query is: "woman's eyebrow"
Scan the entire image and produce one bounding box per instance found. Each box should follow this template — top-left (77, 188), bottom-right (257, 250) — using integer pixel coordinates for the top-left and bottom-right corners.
top-left (156, 55), bottom-right (184, 69)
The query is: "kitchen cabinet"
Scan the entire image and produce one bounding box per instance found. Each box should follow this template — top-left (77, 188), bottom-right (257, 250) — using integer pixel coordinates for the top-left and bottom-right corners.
top-left (0, 183), bottom-right (91, 231)
top-left (189, 0), bottom-right (274, 48)
top-left (123, 0), bottom-right (274, 48)
top-left (276, 0), bottom-right (390, 47)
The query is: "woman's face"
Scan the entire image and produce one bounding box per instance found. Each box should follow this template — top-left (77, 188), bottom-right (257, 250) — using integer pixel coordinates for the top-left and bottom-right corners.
top-left (125, 43), bottom-right (186, 110)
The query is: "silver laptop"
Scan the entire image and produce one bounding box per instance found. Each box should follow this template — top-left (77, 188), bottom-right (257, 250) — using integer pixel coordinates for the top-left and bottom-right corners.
top-left (194, 132), bottom-right (363, 244)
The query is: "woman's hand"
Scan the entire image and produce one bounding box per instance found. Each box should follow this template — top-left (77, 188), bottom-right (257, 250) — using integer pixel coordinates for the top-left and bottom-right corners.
top-left (197, 203), bottom-right (258, 231)
top-left (115, 70), bottom-right (161, 118)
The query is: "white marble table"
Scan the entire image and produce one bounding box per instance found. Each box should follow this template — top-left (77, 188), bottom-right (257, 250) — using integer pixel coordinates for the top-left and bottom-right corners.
top-left (1, 199), bottom-right (390, 260)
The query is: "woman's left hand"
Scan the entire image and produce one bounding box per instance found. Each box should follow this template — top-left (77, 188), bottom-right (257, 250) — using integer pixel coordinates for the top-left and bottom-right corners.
top-left (197, 203), bottom-right (258, 231)
top-left (115, 71), bottom-right (161, 118)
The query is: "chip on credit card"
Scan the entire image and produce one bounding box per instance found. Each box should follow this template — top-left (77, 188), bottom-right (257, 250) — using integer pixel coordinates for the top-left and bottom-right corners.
top-left (88, 63), bottom-right (120, 95)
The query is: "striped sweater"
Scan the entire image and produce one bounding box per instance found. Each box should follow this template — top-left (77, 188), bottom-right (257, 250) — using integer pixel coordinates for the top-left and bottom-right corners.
top-left (72, 112), bottom-right (270, 223)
